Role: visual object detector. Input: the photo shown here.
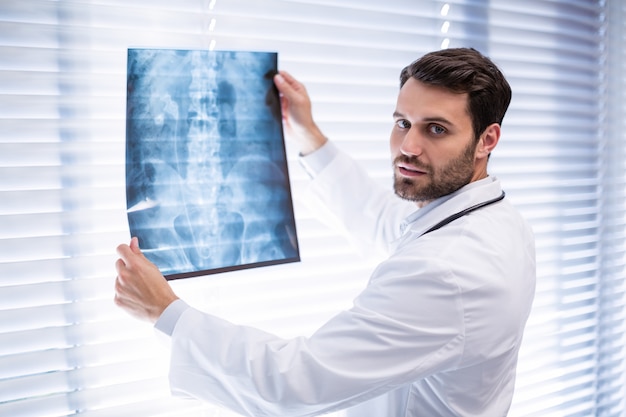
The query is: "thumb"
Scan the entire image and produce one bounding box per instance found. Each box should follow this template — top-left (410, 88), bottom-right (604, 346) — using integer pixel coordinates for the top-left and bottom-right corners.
top-left (274, 71), bottom-right (299, 99)
top-left (129, 237), bottom-right (142, 255)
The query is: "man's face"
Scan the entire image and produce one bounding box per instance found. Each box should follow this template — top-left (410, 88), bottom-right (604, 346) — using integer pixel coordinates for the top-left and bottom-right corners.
top-left (390, 78), bottom-right (479, 205)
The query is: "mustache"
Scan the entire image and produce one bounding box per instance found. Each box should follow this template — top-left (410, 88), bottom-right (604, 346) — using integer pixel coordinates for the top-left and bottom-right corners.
top-left (393, 155), bottom-right (430, 171)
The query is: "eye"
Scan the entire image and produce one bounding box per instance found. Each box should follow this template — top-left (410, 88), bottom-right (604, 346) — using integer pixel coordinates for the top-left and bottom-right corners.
top-left (395, 119), bottom-right (410, 129)
top-left (428, 124), bottom-right (446, 135)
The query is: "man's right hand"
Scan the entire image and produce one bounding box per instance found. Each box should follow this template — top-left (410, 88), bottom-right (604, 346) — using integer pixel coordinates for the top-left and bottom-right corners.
top-left (273, 71), bottom-right (327, 156)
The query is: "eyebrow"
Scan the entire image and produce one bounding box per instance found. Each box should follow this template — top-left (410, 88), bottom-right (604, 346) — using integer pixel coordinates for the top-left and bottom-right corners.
top-left (392, 111), bottom-right (455, 127)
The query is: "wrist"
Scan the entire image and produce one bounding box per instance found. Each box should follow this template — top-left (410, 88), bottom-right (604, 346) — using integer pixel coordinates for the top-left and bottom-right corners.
top-left (298, 125), bottom-right (328, 156)
top-left (151, 295), bottom-right (179, 324)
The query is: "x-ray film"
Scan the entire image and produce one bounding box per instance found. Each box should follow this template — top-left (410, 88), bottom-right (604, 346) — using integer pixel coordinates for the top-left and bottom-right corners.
top-left (125, 49), bottom-right (300, 280)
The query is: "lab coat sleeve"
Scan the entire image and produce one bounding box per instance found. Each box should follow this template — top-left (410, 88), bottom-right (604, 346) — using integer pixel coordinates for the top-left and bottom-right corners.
top-left (302, 143), bottom-right (415, 255)
top-left (166, 253), bottom-right (465, 417)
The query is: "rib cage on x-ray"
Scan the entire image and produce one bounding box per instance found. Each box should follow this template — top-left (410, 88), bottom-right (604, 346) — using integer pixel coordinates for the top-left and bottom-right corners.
top-left (125, 49), bottom-right (299, 280)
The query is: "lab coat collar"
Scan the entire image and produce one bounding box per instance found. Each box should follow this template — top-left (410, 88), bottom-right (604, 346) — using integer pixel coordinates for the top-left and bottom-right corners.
top-left (398, 176), bottom-right (503, 238)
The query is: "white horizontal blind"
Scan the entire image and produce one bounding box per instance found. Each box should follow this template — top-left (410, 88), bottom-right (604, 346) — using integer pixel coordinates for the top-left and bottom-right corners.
top-left (597, 0), bottom-right (626, 414)
top-left (0, 1), bottom-right (624, 417)
top-left (482, 1), bottom-right (625, 416)
top-left (488, 2), bottom-right (606, 415)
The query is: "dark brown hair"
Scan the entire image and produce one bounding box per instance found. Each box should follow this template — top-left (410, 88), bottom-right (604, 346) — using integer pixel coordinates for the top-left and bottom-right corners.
top-left (400, 48), bottom-right (512, 140)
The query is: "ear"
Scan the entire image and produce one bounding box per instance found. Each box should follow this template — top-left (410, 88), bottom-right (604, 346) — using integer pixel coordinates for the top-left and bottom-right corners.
top-left (476, 123), bottom-right (500, 159)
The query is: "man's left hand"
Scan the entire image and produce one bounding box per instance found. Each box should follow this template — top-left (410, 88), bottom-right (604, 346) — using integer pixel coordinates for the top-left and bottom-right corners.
top-left (114, 237), bottom-right (179, 323)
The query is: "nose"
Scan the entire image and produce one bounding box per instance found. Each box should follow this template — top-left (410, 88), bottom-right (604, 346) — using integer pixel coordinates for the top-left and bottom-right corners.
top-left (399, 127), bottom-right (424, 157)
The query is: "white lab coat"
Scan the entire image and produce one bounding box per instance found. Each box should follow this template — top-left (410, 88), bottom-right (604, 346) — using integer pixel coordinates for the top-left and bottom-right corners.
top-left (156, 143), bottom-right (536, 416)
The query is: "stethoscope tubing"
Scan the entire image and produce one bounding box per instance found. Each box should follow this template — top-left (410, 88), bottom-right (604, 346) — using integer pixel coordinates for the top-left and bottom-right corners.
top-left (420, 191), bottom-right (506, 237)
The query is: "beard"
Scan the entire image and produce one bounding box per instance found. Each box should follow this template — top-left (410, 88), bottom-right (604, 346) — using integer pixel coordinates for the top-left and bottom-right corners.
top-left (393, 139), bottom-right (477, 203)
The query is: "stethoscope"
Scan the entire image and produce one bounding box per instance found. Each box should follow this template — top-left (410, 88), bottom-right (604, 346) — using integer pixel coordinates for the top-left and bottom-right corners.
top-left (420, 191), bottom-right (506, 237)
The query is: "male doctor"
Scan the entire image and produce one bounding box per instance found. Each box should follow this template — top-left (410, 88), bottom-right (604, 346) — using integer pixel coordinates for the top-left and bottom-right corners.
top-left (115, 47), bottom-right (536, 416)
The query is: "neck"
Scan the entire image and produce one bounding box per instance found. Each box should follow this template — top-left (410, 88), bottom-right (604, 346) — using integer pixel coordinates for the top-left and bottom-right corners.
top-left (471, 161), bottom-right (489, 182)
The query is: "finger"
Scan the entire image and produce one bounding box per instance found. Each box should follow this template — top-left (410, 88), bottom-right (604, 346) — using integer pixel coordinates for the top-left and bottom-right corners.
top-left (273, 72), bottom-right (292, 96)
top-left (129, 236), bottom-right (142, 255)
top-left (114, 277), bottom-right (128, 310)
top-left (113, 289), bottom-right (141, 314)
top-left (113, 291), bottom-right (124, 308)
top-left (114, 275), bottom-right (124, 294)
top-left (275, 71), bottom-right (305, 98)
top-left (116, 243), bottom-right (134, 265)
top-left (115, 258), bottom-right (126, 274)
top-left (277, 70), bottom-right (297, 85)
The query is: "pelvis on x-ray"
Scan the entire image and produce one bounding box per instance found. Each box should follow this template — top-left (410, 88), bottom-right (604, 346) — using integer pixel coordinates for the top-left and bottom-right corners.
top-left (125, 49), bottom-right (299, 280)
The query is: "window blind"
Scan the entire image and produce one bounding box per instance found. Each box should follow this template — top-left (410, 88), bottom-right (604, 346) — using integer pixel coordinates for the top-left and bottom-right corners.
top-left (0, 1), bottom-right (624, 417)
top-left (486, 2), bottom-right (624, 416)
top-left (596, 0), bottom-right (626, 415)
